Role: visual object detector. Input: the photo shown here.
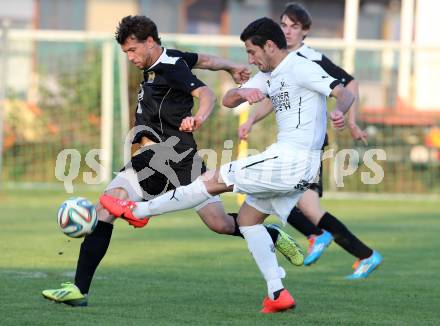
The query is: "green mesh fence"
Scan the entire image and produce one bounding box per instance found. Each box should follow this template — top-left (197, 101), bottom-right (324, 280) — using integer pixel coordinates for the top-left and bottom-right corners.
top-left (2, 34), bottom-right (440, 195)
top-left (1, 38), bottom-right (117, 188)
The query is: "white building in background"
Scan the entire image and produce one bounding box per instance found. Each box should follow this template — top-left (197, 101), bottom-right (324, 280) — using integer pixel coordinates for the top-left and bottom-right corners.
top-left (413, 0), bottom-right (440, 111)
top-left (1, 0), bottom-right (440, 116)
top-left (0, 0), bottom-right (33, 96)
top-left (1, 0), bottom-right (439, 192)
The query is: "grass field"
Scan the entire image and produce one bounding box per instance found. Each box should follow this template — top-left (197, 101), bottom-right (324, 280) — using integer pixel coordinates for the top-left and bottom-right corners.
top-left (0, 189), bottom-right (439, 325)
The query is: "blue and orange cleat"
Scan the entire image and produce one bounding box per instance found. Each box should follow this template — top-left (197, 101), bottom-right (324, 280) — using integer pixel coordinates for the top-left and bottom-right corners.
top-left (261, 289), bottom-right (296, 313)
top-left (345, 250), bottom-right (383, 280)
top-left (304, 230), bottom-right (333, 266)
top-left (99, 194), bottom-right (149, 228)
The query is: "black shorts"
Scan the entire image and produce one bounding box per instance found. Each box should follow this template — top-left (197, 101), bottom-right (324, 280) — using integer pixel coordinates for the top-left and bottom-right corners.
top-left (309, 134), bottom-right (328, 198)
top-left (123, 144), bottom-right (206, 200)
top-left (309, 163), bottom-right (323, 197)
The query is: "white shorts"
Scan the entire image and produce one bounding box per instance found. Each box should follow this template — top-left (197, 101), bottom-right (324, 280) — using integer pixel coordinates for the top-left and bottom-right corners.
top-left (220, 143), bottom-right (321, 223)
top-left (106, 168), bottom-right (220, 211)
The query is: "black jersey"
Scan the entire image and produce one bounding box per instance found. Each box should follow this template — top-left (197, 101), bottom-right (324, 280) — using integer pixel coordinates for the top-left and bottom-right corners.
top-left (296, 44), bottom-right (354, 87)
top-left (133, 48), bottom-right (205, 153)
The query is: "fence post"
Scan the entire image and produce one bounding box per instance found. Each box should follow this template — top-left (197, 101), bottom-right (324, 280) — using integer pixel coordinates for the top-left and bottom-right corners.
top-left (0, 19), bottom-right (10, 189)
top-left (119, 49), bottom-right (129, 145)
top-left (343, 0), bottom-right (359, 74)
top-left (398, 0), bottom-right (414, 108)
top-left (100, 41), bottom-right (114, 184)
top-left (331, 0), bottom-right (359, 192)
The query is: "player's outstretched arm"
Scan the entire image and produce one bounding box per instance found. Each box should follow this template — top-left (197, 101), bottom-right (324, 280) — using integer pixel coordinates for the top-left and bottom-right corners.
top-left (222, 88), bottom-right (266, 108)
top-left (248, 98), bottom-right (273, 124)
top-left (329, 84), bottom-right (355, 129)
top-left (238, 98), bottom-right (273, 140)
top-left (194, 53), bottom-right (251, 84)
top-left (179, 86), bottom-right (216, 132)
top-left (345, 79), bottom-right (368, 144)
top-left (312, 54), bottom-right (368, 143)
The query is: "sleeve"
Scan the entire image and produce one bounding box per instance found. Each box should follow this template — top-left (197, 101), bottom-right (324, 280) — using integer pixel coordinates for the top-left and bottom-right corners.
top-left (180, 51), bottom-right (199, 69)
top-left (295, 59), bottom-right (340, 96)
top-left (313, 55), bottom-right (354, 87)
top-left (161, 59), bottom-right (206, 94)
top-left (240, 72), bottom-right (270, 96)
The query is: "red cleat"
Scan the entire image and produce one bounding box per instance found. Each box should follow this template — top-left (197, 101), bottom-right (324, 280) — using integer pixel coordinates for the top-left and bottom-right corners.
top-left (121, 214), bottom-right (149, 228)
top-left (99, 194), bottom-right (149, 228)
top-left (260, 289), bottom-right (296, 314)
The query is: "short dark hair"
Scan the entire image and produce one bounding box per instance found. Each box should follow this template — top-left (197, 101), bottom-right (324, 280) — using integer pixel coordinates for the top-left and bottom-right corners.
top-left (115, 15), bottom-right (161, 45)
top-left (280, 2), bottom-right (312, 30)
top-left (240, 17), bottom-right (287, 50)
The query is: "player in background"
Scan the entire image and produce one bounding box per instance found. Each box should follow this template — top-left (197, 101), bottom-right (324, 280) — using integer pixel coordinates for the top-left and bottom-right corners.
top-left (237, 3), bottom-right (382, 278)
top-left (42, 15), bottom-right (301, 307)
top-left (100, 17), bottom-right (355, 313)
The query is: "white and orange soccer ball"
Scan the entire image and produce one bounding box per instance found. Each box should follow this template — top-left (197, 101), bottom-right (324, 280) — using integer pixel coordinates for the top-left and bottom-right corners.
top-left (57, 197), bottom-right (98, 238)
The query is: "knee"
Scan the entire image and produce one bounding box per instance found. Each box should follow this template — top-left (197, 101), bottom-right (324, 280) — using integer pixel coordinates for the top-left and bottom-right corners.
top-left (297, 202), bottom-right (325, 225)
top-left (97, 187), bottom-right (128, 223)
top-left (207, 217), bottom-right (236, 235)
top-left (104, 187), bottom-right (129, 199)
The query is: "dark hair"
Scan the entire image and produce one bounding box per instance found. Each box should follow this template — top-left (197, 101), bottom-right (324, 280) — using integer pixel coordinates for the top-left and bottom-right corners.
top-left (115, 15), bottom-right (161, 45)
top-left (240, 17), bottom-right (287, 50)
top-left (280, 2), bottom-right (312, 30)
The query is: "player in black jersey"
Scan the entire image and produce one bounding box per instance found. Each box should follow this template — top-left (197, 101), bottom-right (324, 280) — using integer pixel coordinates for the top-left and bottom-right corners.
top-left (238, 3), bottom-right (382, 279)
top-left (42, 15), bottom-right (301, 306)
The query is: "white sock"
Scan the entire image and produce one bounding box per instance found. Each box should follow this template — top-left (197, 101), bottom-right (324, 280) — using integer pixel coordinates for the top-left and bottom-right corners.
top-left (239, 224), bottom-right (285, 300)
top-left (133, 178), bottom-right (211, 217)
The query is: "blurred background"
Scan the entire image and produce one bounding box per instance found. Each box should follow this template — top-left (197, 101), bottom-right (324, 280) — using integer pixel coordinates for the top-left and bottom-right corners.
top-left (0, 0), bottom-right (439, 196)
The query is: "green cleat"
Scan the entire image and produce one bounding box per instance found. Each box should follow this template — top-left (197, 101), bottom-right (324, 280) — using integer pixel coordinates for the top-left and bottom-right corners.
top-left (42, 282), bottom-right (88, 307)
top-left (266, 224), bottom-right (304, 266)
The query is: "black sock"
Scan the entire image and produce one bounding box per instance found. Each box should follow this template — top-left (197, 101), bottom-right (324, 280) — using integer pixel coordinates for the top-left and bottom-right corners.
top-left (287, 207), bottom-right (323, 237)
top-left (318, 212), bottom-right (373, 260)
top-left (227, 212), bottom-right (278, 244)
top-left (273, 288), bottom-right (283, 300)
top-left (228, 213), bottom-right (243, 238)
top-left (265, 226), bottom-right (279, 244)
top-left (74, 221), bottom-right (113, 294)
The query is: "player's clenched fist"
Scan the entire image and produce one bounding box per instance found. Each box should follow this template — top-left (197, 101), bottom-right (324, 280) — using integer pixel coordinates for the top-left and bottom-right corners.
top-left (179, 115), bottom-right (204, 132)
top-left (229, 65), bottom-right (251, 84)
top-left (330, 110), bottom-right (345, 129)
top-left (239, 88), bottom-right (266, 105)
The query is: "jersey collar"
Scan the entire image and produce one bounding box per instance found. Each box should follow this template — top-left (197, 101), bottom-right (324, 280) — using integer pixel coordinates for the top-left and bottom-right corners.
top-left (146, 47), bottom-right (167, 71)
top-left (294, 43), bottom-right (307, 54)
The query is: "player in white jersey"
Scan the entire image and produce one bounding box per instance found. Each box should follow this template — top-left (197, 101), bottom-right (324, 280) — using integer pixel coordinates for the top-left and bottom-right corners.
top-left (238, 3), bottom-right (383, 279)
top-left (99, 17), bottom-right (354, 313)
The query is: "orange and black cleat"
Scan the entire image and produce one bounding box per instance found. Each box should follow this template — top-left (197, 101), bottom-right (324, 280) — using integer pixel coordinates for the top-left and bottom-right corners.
top-left (99, 194), bottom-right (149, 228)
top-left (260, 289), bottom-right (296, 314)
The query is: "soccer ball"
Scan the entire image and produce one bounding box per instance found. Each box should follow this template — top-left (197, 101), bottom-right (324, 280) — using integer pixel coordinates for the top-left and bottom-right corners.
top-left (57, 197), bottom-right (98, 238)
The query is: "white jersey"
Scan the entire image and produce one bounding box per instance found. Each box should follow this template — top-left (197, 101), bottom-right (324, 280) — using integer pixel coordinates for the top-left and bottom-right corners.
top-left (242, 51), bottom-right (339, 150)
top-left (296, 44), bottom-right (323, 61)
